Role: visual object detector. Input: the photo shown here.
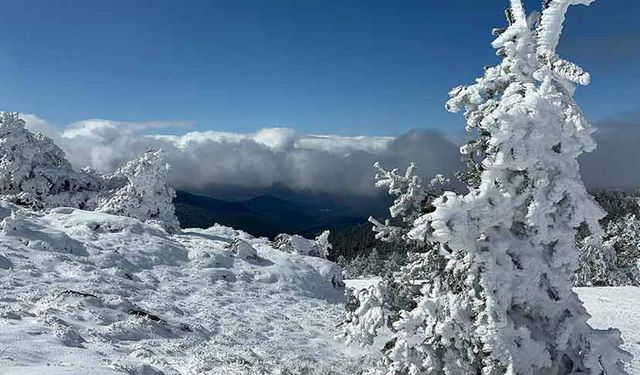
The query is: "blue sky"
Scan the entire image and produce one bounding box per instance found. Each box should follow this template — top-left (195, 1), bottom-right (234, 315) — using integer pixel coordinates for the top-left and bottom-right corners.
top-left (0, 0), bottom-right (637, 136)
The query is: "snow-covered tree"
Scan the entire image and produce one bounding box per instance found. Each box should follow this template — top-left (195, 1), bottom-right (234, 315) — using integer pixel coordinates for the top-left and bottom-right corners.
top-left (343, 253), bottom-right (367, 278)
top-left (344, 1), bottom-right (630, 374)
top-left (0, 112), bottom-right (101, 209)
top-left (606, 214), bottom-right (640, 277)
top-left (575, 235), bottom-right (628, 287)
top-left (339, 164), bottom-right (446, 353)
top-left (0, 113), bottom-right (183, 230)
top-left (97, 150), bottom-right (180, 232)
top-left (576, 213), bottom-right (640, 286)
top-left (369, 162), bottom-right (446, 243)
top-left (314, 230), bottom-right (332, 258)
top-left (363, 248), bottom-right (382, 276)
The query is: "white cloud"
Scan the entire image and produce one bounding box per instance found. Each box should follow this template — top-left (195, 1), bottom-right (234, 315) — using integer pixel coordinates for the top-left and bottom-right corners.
top-left (22, 113), bottom-right (639, 195)
top-left (21, 115), bottom-right (462, 196)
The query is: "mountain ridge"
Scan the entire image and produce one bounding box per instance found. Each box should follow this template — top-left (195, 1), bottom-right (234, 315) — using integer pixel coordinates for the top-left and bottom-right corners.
top-left (174, 190), bottom-right (374, 238)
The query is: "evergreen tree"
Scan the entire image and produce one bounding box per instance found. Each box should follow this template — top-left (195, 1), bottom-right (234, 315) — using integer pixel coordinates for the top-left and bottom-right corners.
top-left (575, 235), bottom-right (628, 287)
top-left (369, 162), bottom-right (446, 243)
top-left (576, 213), bottom-right (640, 287)
top-left (602, 214), bottom-right (640, 284)
top-left (364, 248), bottom-right (382, 276)
top-left (607, 215), bottom-right (640, 271)
top-left (342, 1), bottom-right (629, 373)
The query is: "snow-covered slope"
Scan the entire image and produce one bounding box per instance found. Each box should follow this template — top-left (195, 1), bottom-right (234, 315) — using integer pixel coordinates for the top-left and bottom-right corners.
top-left (0, 204), bottom-right (374, 374)
top-left (1, 203), bottom-right (636, 374)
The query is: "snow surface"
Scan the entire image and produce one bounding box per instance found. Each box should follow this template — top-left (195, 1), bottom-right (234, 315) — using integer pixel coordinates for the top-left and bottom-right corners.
top-left (577, 287), bottom-right (640, 374)
top-left (0, 203), bottom-right (637, 374)
top-left (0, 203), bottom-right (375, 374)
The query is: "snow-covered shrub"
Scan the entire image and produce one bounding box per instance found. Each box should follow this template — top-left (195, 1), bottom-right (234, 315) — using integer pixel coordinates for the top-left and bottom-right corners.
top-left (228, 238), bottom-right (258, 260)
top-left (343, 1), bottom-right (629, 374)
top-left (274, 230), bottom-right (332, 258)
top-left (97, 150), bottom-right (180, 232)
top-left (314, 230), bottom-right (332, 258)
top-left (337, 281), bottom-right (388, 346)
top-left (0, 112), bottom-right (101, 209)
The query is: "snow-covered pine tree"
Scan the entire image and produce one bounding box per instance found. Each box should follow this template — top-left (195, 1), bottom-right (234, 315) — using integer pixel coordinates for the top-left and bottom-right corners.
top-left (338, 163), bottom-right (446, 353)
top-left (97, 150), bottom-right (180, 232)
top-left (364, 248), bottom-right (382, 277)
top-left (0, 112), bottom-right (101, 209)
top-left (354, 1), bottom-right (629, 373)
top-left (575, 234), bottom-right (628, 287)
top-left (597, 214), bottom-right (640, 285)
top-left (346, 254), bottom-right (367, 278)
top-left (369, 162), bottom-right (446, 243)
top-left (606, 214), bottom-right (640, 273)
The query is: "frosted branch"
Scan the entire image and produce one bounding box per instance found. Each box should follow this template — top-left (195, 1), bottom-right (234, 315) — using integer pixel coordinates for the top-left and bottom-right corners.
top-left (537, 0), bottom-right (596, 55)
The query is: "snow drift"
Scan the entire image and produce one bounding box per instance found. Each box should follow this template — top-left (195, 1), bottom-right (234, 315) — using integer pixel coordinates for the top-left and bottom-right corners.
top-left (0, 202), bottom-right (372, 374)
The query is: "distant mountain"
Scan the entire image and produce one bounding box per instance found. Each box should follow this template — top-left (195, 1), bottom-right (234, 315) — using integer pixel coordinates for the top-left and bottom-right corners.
top-left (174, 190), bottom-right (376, 238)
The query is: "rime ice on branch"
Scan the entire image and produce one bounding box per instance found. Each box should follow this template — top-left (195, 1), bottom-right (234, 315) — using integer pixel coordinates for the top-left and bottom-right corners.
top-left (368, 162), bottom-right (446, 244)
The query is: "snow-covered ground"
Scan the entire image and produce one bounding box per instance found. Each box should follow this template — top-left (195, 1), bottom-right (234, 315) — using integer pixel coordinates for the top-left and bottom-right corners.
top-left (0, 203), bottom-right (636, 374)
top-left (0, 204), bottom-right (375, 375)
top-left (577, 287), bottom-right (640, 373)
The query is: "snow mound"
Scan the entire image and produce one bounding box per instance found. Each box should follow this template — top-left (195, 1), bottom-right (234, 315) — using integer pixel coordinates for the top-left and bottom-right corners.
top-left (0, 203), bottom-right (372, 374)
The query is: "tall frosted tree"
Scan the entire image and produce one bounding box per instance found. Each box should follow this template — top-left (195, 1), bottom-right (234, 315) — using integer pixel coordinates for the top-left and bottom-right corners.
top-left (345, 1), bottom-right (630, 374)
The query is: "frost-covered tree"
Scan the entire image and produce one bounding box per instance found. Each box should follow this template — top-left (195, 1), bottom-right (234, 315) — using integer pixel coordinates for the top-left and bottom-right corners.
top-left (575, 235), bottom-right (628, 287)
top-left (97, 150), bottom-right (180, 232)
top-left (363, 248), bottom-right (382, 276)
top-left (606, 214), bottom-right (640, 277)
top-left (0, 112), bottom-right (101, 209)
top-left (369, 162), bottom-right (446, 243)
top-left (344, 1), bottom-right (630, 374)
top-left (576, 213), bottom-right (640, 286)
top-left (339, 163), bottom-right (444, 352)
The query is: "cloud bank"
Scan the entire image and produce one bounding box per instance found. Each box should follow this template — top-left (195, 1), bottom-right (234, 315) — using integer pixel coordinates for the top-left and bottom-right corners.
top-left (20, 113), bottom-right (640, 196)
top-left (21, 115), bottom-right (462, 196)
top-left (580, 112), bottom-right (640, 191)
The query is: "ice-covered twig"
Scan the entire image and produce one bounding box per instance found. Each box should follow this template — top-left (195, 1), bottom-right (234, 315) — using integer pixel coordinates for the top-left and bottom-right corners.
top-left (537, 0), bottom-right (596, 55)
top-left (536, 0), bottom-right (596, 85)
